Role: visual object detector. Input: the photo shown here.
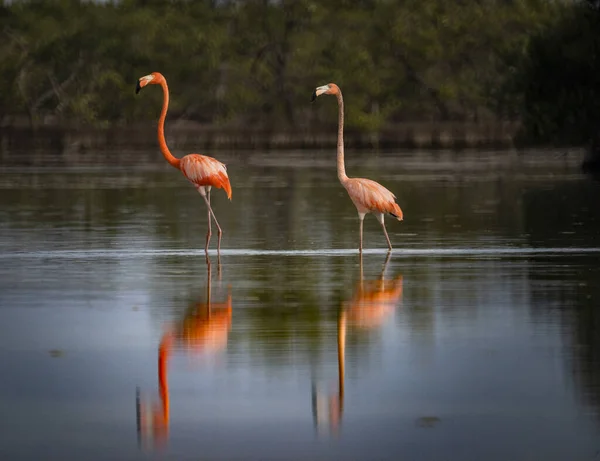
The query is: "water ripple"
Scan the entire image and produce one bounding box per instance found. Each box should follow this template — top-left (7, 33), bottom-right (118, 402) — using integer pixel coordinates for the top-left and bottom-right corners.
top-left (1, 246), bottom-right (599, 259)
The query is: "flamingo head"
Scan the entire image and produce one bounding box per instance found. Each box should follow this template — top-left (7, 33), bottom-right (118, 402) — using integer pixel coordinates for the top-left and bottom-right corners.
top-left (311, 83), bottom-right (340, 102)
top-left (135, 72), bottom-right (163, 94)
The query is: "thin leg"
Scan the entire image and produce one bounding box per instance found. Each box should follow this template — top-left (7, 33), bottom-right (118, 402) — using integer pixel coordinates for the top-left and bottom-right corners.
top-left (358, 212), bottom-right (366, 253)
top-left (381, 250), bottom-right (392, 279)
top-left (205, 188), bottom-right (212, 253)
top-left (376, 251), bottom-right (392, 295)
top-left (216, 247), bottom-right (222, 282)
top-left (359, 251), bottom-right (364, 286)
top-left (206, 256), bottom-right (212, 319)
top-left (202, 193), bottom-right (223, 253)
top-left (376, 213), bottom-right (392, 251)
top-left (382, 224), bottom-right (392, 251)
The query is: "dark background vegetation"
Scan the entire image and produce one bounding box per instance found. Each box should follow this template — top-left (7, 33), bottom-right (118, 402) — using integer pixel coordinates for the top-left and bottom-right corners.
top-left (0, 0), bottom-right (599, 161)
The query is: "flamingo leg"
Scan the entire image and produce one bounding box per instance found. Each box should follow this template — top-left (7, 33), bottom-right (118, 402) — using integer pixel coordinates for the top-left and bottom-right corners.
top-left (358, 213), bottom-right (366, 253)
top-left (382, 224), bottom-right (392, 251)
top-left (359, 251), bottom-right (364, 290)
top-left (206, 256), bottom-right (212, 318)
top-left (205, 188), bottom-right (212, 253)
top-left (377, 213), bottom-right (393, 251)
top-left (202, 193), bottom-right (223, 253)
top-left (381, 250), bottom-right (392, 277)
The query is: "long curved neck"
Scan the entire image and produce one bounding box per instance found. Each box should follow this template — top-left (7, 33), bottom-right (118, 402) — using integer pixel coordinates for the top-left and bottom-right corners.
top-left (338, 311), bottom-right (346, 399)
top-left (158, 334), bottom-right (173, 430)
top-left (157, 80), bottom-right (180, 170)
top-left (336, 91), bottom-right (348, 183)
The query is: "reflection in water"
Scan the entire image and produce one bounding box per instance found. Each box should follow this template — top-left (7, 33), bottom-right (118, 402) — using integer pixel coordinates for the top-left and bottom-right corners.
top-left (136, 258), bottom-right (232, 449)
top-left (312, 254), bottom-right (403, 436)
top-left (2, 154), bottom-right (600, 461)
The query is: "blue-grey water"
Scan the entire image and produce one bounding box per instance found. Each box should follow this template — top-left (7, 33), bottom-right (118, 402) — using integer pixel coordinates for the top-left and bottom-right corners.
top-left (0, 148), bottom-right (599, 460)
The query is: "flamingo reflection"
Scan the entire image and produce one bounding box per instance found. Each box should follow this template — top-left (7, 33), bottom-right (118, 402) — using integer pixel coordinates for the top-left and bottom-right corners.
top-left (312, 254), bottom-right (403, 435)
top-left (137, 258), bottom-right (232, 449)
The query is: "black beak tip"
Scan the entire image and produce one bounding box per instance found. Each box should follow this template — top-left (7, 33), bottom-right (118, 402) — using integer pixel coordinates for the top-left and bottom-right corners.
top-left (135, 81), bottom-right (141, 95)
top-left (310, 91), bottom-right (317, 103)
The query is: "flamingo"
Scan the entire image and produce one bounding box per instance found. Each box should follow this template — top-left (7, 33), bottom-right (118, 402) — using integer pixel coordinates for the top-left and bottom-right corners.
top-left (311, 83), bottom-right (404, 252)
top-left (137, 258), bottom-right (232, 448)
top-left (312, 254), bottom-right (403, 435)
top-left (135, 72), bottom-right (232, 254)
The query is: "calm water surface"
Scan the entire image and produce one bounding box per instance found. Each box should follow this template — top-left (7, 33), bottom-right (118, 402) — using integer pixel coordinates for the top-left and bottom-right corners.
top-left (0, 149), bottom-right (599, 460)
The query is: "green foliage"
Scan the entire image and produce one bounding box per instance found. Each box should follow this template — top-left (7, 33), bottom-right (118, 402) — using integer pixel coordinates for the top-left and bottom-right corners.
top-left (0, 0), bottom-right (564, 133)
top-left (512, 1), bottom-right (600, 146)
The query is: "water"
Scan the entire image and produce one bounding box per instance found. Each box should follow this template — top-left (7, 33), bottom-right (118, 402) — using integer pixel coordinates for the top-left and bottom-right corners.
top-left (1, 148), bottom-right (599, 460)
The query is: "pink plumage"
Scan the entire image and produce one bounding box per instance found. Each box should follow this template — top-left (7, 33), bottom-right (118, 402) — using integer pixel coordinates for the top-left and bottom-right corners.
top-left (180, 154), bottom-right (232, 200)
top-left (344, 178), bottom-right (403, 220)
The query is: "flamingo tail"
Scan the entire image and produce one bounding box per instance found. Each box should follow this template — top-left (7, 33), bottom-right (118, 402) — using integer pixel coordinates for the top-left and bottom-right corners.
top-left (213, 172), bottom-right (232, 200)
top-left (388, 202), bottom-right (403, 221)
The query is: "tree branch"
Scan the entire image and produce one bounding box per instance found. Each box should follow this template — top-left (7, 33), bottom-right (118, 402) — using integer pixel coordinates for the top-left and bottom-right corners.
top-left (31, 53), bottom-right (85, 114)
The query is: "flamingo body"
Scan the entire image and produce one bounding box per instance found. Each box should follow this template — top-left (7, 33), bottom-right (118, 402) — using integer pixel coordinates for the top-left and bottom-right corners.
top-left (345, 275), bottom-right (403, 328)
top-left (344, 177), bottom-right (403, 219)
top-left (179, 295), bottom-right (232, 353)
top-left (180, 154), bottom-right (232, 200)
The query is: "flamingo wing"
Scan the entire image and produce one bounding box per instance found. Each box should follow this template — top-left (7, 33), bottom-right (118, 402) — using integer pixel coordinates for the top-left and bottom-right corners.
top-left (344, 178), bottom-right (403, 220)
top-left (180, 154), bottom-right (232, 199)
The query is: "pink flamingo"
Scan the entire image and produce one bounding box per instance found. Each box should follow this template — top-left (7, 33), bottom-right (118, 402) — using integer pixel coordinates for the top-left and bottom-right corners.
top-left (137, 259), bottom-right (232, 449)
top-left (312, 83), bottom-right (404, 252)
top-left (136, 72), bottom-right (232, 253)
top-left (312, 254), bottom-right (402, 435)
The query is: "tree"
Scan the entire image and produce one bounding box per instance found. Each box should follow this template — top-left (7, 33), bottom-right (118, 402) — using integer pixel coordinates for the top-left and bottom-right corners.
top-left (0, 0), bottom-right (571, 136)
top-left (512, 0), bottom-right (600, 170)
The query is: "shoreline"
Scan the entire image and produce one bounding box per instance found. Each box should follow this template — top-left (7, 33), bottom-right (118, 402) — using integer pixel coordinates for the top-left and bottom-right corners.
top-left (0, 123), bottom-right (590, 173)
top-left (1, 121), bottom-right (520, 152)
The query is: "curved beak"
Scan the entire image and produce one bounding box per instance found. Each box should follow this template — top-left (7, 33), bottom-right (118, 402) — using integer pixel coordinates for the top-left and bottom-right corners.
top-left (135, 80), bottom-right (142, 95)
top-left (312, 85), bottom-right (330, 102)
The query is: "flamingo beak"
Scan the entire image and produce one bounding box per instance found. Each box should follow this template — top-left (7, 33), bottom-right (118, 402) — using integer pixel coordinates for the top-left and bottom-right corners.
top-left (312, 85), bottom-right (330, 102)
top-left (136, 75), bottom-right (154, 94)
